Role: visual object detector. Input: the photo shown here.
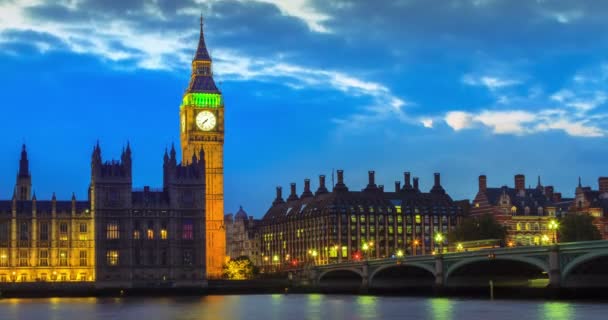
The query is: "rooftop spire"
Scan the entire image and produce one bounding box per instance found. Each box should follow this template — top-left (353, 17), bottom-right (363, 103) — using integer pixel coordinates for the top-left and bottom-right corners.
top-left (18, 144), bottom-right (29, 177)
top-left (194, 14), bottom-right (211, 61)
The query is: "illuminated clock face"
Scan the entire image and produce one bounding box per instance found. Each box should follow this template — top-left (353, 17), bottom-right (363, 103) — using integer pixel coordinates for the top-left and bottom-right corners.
top-left (196, 111), bottom-right (216, 131)
top-left (181, 115), bottom-right (186, 133)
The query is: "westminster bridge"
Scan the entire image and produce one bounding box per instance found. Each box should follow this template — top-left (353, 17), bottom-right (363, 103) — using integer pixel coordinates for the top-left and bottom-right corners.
top-left (290, 240), bottom-right (608, 292)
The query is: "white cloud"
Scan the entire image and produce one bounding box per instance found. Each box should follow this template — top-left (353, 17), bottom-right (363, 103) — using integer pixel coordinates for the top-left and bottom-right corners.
top-left (462, 74), bottom-right (521, 91)
top-left (246, 0), bottom-right (331, 33)
top-left (445, 111), bottom-right (475, 131)
top-left (474, 110), bottom-right (536, 135)
top-left (420, 118), bottom-right (433, 128)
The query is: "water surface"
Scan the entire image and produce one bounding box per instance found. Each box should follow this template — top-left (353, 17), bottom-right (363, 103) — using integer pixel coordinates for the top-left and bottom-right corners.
top-left (0, 295), bottom-right (606, 319)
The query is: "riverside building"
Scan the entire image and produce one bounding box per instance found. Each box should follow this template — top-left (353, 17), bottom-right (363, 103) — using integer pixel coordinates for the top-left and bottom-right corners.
top-left (259, 170), bottom-right (466, 269)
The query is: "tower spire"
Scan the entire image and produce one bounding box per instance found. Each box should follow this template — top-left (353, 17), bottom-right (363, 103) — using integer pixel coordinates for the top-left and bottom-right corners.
top-left (194, 14), bottom-right (211, 62)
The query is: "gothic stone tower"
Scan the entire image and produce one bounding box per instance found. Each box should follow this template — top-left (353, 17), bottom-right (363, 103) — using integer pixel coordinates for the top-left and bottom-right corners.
top-left (180, 17), bottom-right (225, 278)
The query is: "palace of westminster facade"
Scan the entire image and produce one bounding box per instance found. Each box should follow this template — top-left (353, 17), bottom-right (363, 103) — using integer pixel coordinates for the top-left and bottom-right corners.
top-left (0, 19), bottom-right (226, 286)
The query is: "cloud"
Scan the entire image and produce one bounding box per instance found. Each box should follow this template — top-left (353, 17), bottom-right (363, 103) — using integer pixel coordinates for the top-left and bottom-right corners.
top-left (462, 74), bottom-right (521, 91)
top-left (245, 0), bottom-right (331, 33)
top-left (445, 111), bottom-right (475, 131)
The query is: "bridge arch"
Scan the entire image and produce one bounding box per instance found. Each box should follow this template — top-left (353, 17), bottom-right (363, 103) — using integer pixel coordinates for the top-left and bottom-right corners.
top-left (369, 262), bottom-right (435, 282)
top-left (445, 255), bottom-right (550, 286)
top-left (368, 262), bottom-right (436, 289)
top-left (561, 249), bottom-right (608, 281)
top-left (317, 267), bottom-right (363, 282)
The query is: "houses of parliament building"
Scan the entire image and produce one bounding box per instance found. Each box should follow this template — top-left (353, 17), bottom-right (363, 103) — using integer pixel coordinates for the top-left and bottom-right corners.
top-left (0, 18), bottom-right (226, 286)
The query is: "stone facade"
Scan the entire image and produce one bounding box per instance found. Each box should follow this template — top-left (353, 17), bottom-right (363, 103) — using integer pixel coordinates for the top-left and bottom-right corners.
top-left (225, 207), bottom-right (261, 265)
top-left (259, 170), bottom-right (466, 270)
top-left (471, 174), bottom-right (572, 245)
top-left (91, 143), bottom-right (206, 288)
top-left (0, 146), bottom-right (95, 283)
top-left (569, 177), bottom-right (608, 238)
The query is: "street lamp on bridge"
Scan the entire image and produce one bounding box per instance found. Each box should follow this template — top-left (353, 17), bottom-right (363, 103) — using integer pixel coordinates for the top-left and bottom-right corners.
top-left (548, 219), bottom-right (559, 244)
top-left (435, 233), bottom-right (444, 254)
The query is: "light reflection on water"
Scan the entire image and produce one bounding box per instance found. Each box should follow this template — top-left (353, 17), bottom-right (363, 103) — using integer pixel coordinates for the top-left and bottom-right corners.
top-left (0, 295), bottom-right (606, 320)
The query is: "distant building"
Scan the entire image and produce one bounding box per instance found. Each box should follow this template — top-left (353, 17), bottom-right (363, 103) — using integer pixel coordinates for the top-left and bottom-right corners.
top-left (471, 174), bottom-right (572, 245)
top-left (91, 143), bottom-right (207, 288)
top-left (569, 177), bottom-right (608, 238)
top-left (0, 146), bottom-right (95, 283)
top-left (224, 207), bottom-right (260, 265)
top-left (259, 170), bottom-right (466, 270)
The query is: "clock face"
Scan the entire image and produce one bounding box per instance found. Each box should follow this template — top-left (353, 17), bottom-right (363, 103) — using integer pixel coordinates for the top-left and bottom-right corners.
top-left (196, 111), bottom-right (216, 131)
top-left (181, 115), bottom-right (186, 133)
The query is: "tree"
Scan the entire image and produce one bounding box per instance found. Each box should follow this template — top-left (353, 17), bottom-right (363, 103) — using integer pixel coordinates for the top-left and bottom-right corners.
top-left (222, 256), bottom-right (257, 280)
top-left (558, 213), bottom-right (602, 243)
top-left (448, 214), bottom-right (507, 243)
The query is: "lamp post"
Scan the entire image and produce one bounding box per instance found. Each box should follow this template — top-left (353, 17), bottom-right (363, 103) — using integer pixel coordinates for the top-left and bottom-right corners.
top-left (435, 233), bottom-right (444, 254)
top-left (396, 249), bottom-right (404, 259)
top-left (548, 219), bottom-right (559, 244)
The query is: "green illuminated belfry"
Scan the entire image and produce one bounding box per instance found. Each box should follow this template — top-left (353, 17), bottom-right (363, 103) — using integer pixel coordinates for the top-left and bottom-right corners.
top-left (181, 15), bottom-right (223, 110)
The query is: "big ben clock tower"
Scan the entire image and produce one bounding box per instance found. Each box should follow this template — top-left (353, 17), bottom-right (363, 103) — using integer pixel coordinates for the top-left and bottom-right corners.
top-left (180, 17), bottom-right (225, 278)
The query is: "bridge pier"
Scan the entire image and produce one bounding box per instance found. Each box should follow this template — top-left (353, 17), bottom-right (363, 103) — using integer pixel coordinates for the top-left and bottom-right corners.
top-left (434, 254), bottom-right (444, 287)
top-left (549, 245), bottom-right (561, 288)
top-left (360, 264), bottom-right (369, 294)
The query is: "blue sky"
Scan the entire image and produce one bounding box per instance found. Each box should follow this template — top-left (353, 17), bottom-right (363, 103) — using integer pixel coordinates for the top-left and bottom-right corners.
top-left (1, 0), bottom-right (607, 217)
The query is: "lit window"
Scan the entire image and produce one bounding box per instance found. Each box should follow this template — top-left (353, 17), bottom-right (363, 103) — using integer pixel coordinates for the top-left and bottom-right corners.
top-left (161, 229), bottom-right (168, 240)
top-left (39, 249), bottom-right (49, 266)
top-left (133, 230), bottom-right (141, 240)
top-left (147, 229), bottom-right (154, 240)
top-left (0, 249), bottom-right (8, 267)
top-left (107, 250), bottom-right (119, 266)
top-left (415, 215), bottom-right (421, 224)
top-left (182, 222), bottom-right (194, 240)
top-left (59, 250), bottom-right (68, 266)
top-left (79, 250), bottom-right (87, 266)
top-left (19, 249), bottom-right (28, 266)
top-left (59, 222), bottom-right (68, 241)
top-left (39, 222), bottom-right (49, 241)
top-left (106, 221), bottom-right (119, 240)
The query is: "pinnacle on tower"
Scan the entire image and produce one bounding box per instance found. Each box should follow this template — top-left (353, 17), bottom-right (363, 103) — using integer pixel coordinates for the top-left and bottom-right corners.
top-left (194, 14), bottom-right (211, 62)
top-left (18, 144), bottom-right (29, 178)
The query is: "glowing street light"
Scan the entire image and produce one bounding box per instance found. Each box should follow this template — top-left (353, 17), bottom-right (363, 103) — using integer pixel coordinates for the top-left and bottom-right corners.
top-left (396, 249), bottom-right (404, 258)
top-left (435, 233), bottom-right (444, 254)
top-left (548, 219), bottom-right (559, 244)
top-left (456, 243), bottom-right (464, 252)
top-left (412, 239), bottom-right (420, 256)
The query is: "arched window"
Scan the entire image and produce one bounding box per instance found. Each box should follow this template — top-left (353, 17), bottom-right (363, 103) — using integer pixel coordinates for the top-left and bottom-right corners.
top-left (524, 206), bottom-right (530, 215)
top-left (516, 223), bottom-right (522, 231)
top-left (538, 207), bottom-right (543, 215)
top-left (511, 206), bottom-right (517, 214)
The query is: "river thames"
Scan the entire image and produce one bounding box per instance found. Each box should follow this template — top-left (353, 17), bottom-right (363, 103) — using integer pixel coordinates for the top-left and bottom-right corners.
top-left (1, 294), bottom-right (607, 320)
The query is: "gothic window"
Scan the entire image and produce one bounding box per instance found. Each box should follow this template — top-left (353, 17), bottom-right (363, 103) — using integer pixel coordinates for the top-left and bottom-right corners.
top-left (79, 250), bottom-right (87, 266)
top-left (59, 222), bottom-right (68, 241)
top-left (59, 250), bottom-right (68, 266)
top-left (19, 222), bottom-right (29, 241)
top-left (161, 221), bottom-right (168, 240)
top-left (39, 249), bottom-right (49, 266)
top-left (0, 249), bottom-right (8, 266)
top-left (106, 250), bottom-right (119, 266)
top-left (19, 249), bottom-right (28, 266)
top-left (106, 221), bottom-right (119, 240)
top-left (147, 220), bottom-right (154, 240)
top-left (511, 206), bottom-right (517, 214)
top-left (183, 249), bottom-right (193, 266)
top-left (182, 221), bottom-right (194, 240)
top-left (0, 222), bottom-right (8, 242)
top-left (79, 223), bottom-right (88, 241)
top-left (524, 207), bottom-right (530, 215)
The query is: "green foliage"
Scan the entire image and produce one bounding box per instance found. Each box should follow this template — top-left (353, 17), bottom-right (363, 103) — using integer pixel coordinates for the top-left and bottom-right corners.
top-left (558, 214), bottom-right (602, 243)
top-left (448, 214), bottom-right (507, 243)
top-left (222, 256), bottom-right (257, 280)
